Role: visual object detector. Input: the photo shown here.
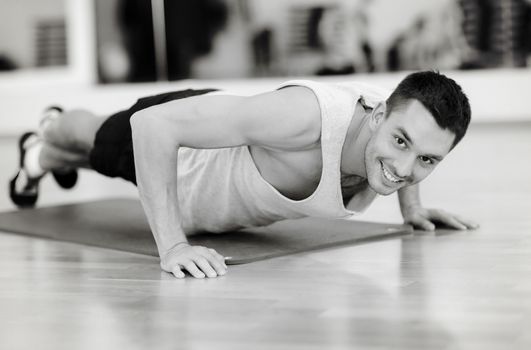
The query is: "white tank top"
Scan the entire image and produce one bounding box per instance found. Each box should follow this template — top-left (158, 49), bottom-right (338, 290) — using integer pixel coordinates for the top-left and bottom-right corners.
top-left (176, 80), bottom-right (390, 234)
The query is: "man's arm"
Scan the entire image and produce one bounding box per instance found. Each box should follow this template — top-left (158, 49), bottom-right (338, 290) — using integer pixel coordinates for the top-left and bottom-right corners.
top-left (398, 184), bottom-right (478, 231)
top-left (131, 108), bottom-right (225, 279)
top-left (130, 87), bottom-right (321, 278)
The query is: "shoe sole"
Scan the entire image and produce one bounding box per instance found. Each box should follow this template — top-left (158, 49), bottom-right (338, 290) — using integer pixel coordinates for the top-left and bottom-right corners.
top-left (9, 132), bottom-right (39, 208)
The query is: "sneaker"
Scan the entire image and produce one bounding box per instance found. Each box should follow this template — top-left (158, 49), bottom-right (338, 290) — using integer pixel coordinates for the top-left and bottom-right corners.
top-left (9, 132), bottom-right (42, 208)
top-left (40, 106), bottom-right (79, 190)
top-left (51, 168), bottom-right (78, 189)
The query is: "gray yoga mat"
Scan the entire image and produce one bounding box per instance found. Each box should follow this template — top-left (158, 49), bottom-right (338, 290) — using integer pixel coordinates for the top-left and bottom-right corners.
top-left (0, 198), bottom-right (412, 264)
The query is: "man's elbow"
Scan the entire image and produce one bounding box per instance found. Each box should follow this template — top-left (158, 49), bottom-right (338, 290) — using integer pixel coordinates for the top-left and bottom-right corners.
top-left (130, 111), bottom-right (160, 145)
top-left (130, 110), bottom-right (163, 136)
top-left (130, 110), bottom-right (182, 148)
top-left (130, 110), bottom-right (150, 130)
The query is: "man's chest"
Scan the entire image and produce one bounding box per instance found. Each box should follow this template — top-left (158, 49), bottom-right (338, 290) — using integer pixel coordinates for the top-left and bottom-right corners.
top-left (249, 145), bottom-right (364, 201)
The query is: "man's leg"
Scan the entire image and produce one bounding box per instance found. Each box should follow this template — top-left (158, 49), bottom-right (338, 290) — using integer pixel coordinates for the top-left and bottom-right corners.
top-left (39, 109), bottom-right (105, 172)
top-left (49, 89), bottom-right (218, 185)
top-left (9, 108), bottom-right (107, 207)
top-left (10, 88), bottom-right (218, 207)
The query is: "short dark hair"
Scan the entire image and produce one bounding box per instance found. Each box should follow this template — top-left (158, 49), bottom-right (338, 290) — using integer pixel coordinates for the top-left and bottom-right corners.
top-left (386, 71), bottom-right (471, 148)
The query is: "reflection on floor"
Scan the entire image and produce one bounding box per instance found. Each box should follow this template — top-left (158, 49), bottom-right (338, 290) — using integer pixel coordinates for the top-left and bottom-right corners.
top-left (0, 122), bottom-right (530, 350)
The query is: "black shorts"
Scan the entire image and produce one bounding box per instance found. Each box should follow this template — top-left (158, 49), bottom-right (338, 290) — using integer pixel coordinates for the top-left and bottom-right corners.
top-left (89, 88), bottom-right (217, 185)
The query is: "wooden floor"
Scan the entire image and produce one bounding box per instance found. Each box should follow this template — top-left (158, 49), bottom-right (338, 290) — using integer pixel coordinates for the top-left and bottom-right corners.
top-left (0, 122), bottom-right (530, 350)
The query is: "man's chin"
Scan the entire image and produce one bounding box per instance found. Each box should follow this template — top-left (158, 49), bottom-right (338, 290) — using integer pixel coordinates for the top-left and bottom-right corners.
top-left (375, 187), bottom-right (398, 196)
top-left (368, 178), bottom-right (402, 196)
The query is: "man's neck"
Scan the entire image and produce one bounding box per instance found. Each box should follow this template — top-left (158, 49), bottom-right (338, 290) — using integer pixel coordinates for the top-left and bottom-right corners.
top-left (340, 102), bottom-right (372, 178)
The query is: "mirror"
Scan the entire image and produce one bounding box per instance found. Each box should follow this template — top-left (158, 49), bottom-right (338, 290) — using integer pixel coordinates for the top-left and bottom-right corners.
top-left (0, 0), bottom-right (67, 72)
top-left (94, 0), bottom-right (531, 84)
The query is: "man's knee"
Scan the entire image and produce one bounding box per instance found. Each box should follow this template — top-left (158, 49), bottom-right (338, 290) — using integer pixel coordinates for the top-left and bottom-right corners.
top-left (43, 109), bottom-right (102, 152)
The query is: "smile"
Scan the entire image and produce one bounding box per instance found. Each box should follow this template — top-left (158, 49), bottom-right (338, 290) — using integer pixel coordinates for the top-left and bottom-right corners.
top-left (380, 161), bottom-right (403, 184)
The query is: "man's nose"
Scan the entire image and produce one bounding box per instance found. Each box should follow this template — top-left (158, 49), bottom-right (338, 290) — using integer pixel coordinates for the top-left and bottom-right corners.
top-left (393, 154), bottom-right (416, 179)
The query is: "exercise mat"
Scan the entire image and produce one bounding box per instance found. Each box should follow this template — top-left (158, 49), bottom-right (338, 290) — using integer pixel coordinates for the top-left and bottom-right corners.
top-left (0, 198), bottom-right (412, 264)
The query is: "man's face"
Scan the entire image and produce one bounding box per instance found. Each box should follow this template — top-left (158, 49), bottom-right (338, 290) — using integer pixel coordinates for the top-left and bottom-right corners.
top-left (365, 99), bottom-right (456, 196)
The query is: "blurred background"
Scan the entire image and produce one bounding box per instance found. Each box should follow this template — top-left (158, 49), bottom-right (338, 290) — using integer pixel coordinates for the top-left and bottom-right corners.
top-left (3, 0), bottom-right (531, 80)
top-left (94, 0), bottom-right (531, 81)
top-left (1, 0), bottom-right (531, 133)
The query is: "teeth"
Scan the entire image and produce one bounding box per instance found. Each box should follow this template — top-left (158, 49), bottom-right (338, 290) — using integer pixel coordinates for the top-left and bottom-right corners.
top-left (381, 163), bottom-right (401, 183)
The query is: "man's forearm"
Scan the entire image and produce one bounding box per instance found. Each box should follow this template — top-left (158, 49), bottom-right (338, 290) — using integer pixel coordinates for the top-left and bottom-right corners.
top-left (398, 184), bottom-right (422, 214)
top-left (131, 112), bottom-right (187, 257)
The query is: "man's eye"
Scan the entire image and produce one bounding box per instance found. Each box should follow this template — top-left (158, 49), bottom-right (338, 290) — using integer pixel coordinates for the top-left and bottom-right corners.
top-left (420, 156), bottom-right (433, 165)
top-left (394, 136), bottom-right (406, 148)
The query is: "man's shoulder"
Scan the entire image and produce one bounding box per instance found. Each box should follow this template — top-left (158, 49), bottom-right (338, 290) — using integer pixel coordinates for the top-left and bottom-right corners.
top-left (255, 86), bottom-right (322, 149)
top-left (199, 85), bottom-right (322, 151)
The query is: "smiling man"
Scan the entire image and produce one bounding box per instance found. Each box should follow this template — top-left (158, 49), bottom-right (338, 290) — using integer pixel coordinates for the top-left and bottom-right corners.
top-left (10, 70), bottom-right (478, 279)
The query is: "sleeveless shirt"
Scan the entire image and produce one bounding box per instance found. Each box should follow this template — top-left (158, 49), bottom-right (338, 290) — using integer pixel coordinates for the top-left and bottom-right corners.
top-left (176, 80), bottom-right (390, 234)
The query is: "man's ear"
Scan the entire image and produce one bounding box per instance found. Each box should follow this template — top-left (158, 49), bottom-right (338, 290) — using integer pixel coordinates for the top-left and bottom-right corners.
top-left (369, 102), bottom-right (386, 131)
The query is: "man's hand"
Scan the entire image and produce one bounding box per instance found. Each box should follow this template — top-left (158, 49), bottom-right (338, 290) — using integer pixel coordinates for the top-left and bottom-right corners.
top-left (401, 206), bottom-right (479, 231)
top-left (160, 243), bottom-right (228, 279)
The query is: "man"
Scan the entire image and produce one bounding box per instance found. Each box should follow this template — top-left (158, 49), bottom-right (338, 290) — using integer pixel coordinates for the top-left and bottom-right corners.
top-left (10, 71), bottom-right (478, 279)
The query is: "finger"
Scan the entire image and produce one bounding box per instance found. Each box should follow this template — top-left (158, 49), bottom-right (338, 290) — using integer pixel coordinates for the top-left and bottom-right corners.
top-left (171, 266), bottom-right (186, 279)
top-left (194, 257), bottom-right (219, 278)
top-left (184, 262), bottom-right (205, 279)
top-left (408, 218), bottom-right (435, 231)
top-left (419, 220), bottom-right (435, 231)
top-left (453, 215), bottom-right (480, 229)
top-left (203, 251), bottom-right (227, 275)
top-left (209, 248), bottom-right (228, 268)
top-left (202, 248), bottom-right (227, 269)
top-left (430, 212), bottom-right (467, 230)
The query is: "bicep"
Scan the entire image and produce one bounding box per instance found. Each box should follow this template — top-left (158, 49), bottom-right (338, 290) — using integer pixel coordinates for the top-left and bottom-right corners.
top-left (131, 86), bottom-right (322, 150)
